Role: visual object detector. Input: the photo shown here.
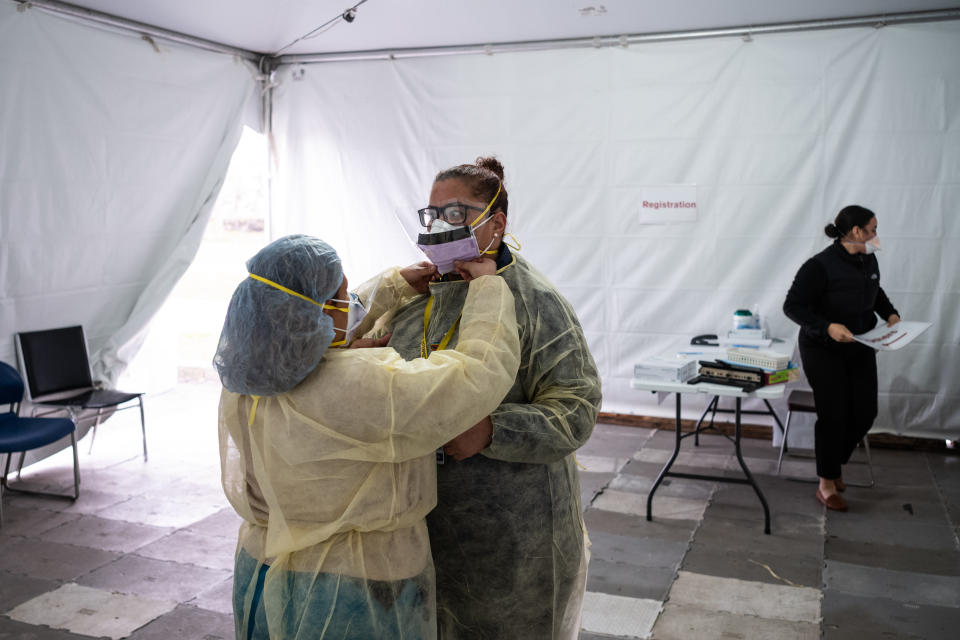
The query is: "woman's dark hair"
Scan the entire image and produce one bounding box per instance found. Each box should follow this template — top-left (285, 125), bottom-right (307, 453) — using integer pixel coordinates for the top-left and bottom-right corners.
top-left (825, 205), bottom-right (875, 239)
top-left (434, 156), bottom-right (509, 217)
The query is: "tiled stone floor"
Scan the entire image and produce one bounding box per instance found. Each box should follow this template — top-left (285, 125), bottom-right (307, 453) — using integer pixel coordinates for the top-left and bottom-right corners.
top-left (2, 382), bottom-right (959, 639)
top-left (578, 423), bottom-right (960, 640)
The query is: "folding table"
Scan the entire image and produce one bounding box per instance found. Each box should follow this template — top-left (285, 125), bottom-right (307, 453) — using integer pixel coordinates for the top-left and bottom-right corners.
top-left (630, 378), bottom-right (788, 534)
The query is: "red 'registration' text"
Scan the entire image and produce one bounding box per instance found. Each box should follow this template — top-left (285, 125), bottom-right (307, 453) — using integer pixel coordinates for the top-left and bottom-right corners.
top-left (642, 201), bottom-right (696, 210)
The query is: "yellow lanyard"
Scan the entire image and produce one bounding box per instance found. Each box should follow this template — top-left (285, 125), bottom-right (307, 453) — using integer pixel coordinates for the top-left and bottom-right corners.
top-left (420, 296), bottom-right (461, 359)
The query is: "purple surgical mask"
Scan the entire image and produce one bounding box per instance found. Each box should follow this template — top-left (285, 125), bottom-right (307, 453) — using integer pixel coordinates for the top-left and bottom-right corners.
top-left (417, 215), bottom-right (495, 274)
top-left (417, 225), bottom-right (481, 274)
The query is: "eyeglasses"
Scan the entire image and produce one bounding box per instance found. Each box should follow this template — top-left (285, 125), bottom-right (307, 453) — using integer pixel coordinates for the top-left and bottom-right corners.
top-left (417, 202), bottom-right (487, 228)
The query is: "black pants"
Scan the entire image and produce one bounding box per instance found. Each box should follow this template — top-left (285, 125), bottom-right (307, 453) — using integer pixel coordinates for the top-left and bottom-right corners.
top-left (798, 337), bottom-right (878, 479)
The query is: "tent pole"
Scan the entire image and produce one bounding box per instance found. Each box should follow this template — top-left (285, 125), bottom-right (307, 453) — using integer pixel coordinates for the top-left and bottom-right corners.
top-left (277, 7), bottom-right (960, 64)
top-left (15, 2), bottom-right (959, 67)
top-left (258, 56), bottom-right (279, 242)
top-left (15, 0), bottom-right (263, 61)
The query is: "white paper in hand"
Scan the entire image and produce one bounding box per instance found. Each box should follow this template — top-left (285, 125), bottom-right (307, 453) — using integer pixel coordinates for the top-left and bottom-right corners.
top-left (853, 321), bottom-right (933, 351)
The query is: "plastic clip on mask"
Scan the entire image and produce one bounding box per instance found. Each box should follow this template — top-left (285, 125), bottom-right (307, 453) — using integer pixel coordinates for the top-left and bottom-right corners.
top-left (324, 292), bottom-right (367, 347)
top-left (416, 184), bottom-right (501, 274)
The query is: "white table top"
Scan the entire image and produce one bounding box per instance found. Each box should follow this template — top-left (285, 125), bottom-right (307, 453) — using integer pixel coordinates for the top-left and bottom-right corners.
top-left (631, 335), bottom-right (795, 399)
top-left (630, 377), bottom-right (788, 399)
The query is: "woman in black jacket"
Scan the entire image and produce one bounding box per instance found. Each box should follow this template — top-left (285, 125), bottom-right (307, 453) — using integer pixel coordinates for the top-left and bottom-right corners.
top-left (783, 205), bottom-right (900, 512)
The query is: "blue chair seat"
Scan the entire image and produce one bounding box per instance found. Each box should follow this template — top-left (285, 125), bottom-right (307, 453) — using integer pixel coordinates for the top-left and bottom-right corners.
top-left (0, 413), bottom-right (76, 452)
top-left (1, 360), bottom-right (80, 526)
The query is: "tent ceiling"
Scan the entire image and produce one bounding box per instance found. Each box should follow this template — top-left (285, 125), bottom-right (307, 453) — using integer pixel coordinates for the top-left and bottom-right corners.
top-left (39, 0), bottom-right (960, 56)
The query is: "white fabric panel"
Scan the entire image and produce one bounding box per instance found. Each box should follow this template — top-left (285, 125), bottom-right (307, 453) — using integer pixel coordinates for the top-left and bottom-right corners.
top-left (273, 22), bottom-right (960, 439)
top-left (0, 4), bottom-right (257, 383)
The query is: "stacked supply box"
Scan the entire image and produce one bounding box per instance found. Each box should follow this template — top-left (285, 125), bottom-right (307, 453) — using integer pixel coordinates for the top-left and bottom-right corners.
top-left (634, 356), bottom-right (698, 383)
top-left (724, 347), bottom-right (799, 385)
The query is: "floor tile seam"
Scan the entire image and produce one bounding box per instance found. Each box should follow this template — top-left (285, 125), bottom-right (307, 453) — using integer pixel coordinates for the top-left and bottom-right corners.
top-left (647, 478), bottom-right (721, 635)
top-left (585, 473), bottom-right (621, 511)
top-left (823, 558), bottom-right (960, 591)
top-left (0, 544), bottom-right (123, 580)
top-left (823, 516), bottom-right (960, 541)
top-left (128, 550), bottom-right (234, 573)
top-left (56, 511), bottom-right (179, 533)
top-left (656, 599), bottom-right (823, 627)
top-left (819, 582), bottom-right (960, 610)
top-left (587, 555), bottom-right (687, 574)
top-left (819, 557), bottom-right (960, 579)
top-left (99, 494), bottom-right (229, 510)
top-left (820, 591), bottom-right (960, 614)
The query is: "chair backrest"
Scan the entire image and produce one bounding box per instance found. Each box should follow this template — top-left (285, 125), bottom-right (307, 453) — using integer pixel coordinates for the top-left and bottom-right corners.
top-left (0, 360), bottom-right (25, 408)
top-left (15, 326), bottom-right (94, 402)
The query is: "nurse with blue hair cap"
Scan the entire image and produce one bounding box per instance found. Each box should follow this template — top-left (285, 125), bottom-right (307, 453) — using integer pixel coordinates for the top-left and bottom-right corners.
top-left (214, 234), bottom-right (520, 640)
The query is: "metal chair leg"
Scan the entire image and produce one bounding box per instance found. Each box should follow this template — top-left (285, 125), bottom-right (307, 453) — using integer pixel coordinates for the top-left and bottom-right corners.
top-left (0, 454), bottom-right (5, 526)
top-left (845, 437), bottom-right (876, 488)
top-left (16, 451), bottom-right (25, 479)
top-left (863, 437), bottom-right (875, 486)
top-left (70, 431), bottom-right (80, 497)
top-left (2, 437), bottom-right (81, 505)
top-left (139, 397), bottom-right (148, 462)
top-left (88, 408), bottom-right (103, 455)
top-left (777, 409), bottom-right (792, 474)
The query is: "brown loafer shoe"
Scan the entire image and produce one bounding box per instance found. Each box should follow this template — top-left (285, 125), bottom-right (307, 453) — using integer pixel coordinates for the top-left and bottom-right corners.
top-left (836, 478), bottom-right (846, 492)
top-left (816, 488), bottom-right (848, 511)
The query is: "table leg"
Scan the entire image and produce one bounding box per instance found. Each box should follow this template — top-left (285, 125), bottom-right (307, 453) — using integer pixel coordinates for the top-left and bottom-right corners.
top-left (693, 396), bottom-right (720, 447)
top-left (647, 392), bottom-right (683, 522)
top-left (733, 397), bottom-right (772, 535)
top-left (763, 399), bottom-right (786, 439)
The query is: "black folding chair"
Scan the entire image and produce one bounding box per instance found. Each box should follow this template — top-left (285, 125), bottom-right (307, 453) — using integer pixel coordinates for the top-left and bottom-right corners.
top-left (15, 326), bottom-right (147, 463)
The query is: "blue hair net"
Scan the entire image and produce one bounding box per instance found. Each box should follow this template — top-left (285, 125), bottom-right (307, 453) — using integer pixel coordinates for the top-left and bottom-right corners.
top-left (213, 234), bottom-right (343, 395)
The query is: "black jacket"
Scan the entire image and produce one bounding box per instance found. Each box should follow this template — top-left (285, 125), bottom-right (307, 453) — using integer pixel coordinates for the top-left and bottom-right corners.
top-left (783, 240), bottom-right (898, 346)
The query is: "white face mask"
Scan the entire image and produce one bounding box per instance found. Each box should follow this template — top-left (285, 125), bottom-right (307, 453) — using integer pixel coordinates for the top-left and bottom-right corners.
top-left (863, 237), bottom-right (881, 254)
top-left (325, 292), bottom-right (367, 346)
top-left (428, 219), bottom-right (459, 235)
top-left (843, 236), bottom-right (881, 255)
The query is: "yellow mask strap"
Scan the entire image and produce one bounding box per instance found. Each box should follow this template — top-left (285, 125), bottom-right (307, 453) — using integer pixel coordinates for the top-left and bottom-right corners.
top-left (250, 274), bottom-right (348, 344)
top-left (502, 232), bottom-right (522, 251)
top-left (469, 181), bottom-right (502, 228)
top-left (322, 304), bottom-right (348, 313)
top-left (249, 274), bottom-right (321, 306)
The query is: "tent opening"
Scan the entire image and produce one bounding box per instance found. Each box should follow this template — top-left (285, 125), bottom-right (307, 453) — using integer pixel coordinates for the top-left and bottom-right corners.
top-left (120, 125), bottom-right (269, 393)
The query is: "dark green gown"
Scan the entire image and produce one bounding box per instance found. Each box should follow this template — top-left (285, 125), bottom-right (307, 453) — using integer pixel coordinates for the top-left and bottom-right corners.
top-left (386, 246), bottom-right (602, 639)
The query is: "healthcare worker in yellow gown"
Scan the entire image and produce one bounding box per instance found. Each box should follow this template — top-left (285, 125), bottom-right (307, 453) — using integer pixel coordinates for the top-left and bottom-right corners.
top-left (214, 234), bottom-right (520, 640)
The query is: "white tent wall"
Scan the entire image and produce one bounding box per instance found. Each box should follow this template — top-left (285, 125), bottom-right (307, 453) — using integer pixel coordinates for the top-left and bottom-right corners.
top-left (0, 2), bottom-right (259, 387)
top-left (272, 21), bottom-right (960, 440)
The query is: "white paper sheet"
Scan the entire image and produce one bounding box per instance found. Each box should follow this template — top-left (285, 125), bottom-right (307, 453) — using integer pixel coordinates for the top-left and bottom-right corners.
top-left (853, 321), bottom-right (933, 351)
